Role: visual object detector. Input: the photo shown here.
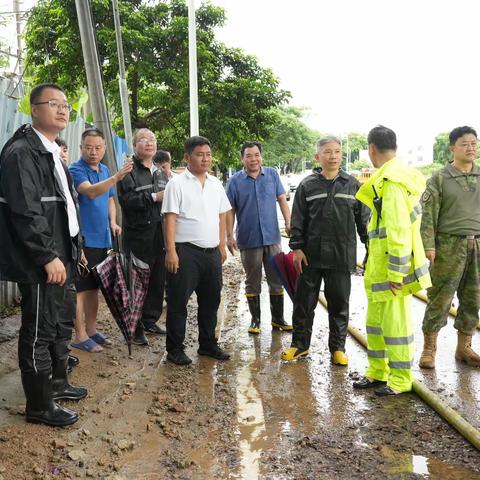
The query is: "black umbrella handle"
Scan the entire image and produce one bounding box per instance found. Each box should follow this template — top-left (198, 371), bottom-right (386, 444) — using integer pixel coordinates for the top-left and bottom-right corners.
top-left (112, 233), bottom-right (123, 253)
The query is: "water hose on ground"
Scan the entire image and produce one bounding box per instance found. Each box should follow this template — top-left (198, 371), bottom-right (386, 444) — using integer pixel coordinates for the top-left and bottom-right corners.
top-left (318, 293), bottom-right (480, 451)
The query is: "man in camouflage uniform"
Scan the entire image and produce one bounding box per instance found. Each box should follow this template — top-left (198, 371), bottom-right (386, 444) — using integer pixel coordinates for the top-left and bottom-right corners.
top-left (420, 126), bottom-right (480, 368)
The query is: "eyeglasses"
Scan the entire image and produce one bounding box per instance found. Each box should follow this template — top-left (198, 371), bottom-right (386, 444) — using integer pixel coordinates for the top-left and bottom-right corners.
top-left (136, 137), bottom-right (157, 144)
top-left (33, 100), bottom-right (73, 112)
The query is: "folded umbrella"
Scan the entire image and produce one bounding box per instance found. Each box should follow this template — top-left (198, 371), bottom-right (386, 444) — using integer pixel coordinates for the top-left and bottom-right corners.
top-left (270, 251), bottom-right (298, 301)
top-left (93, 248), bottom-right (150, 355)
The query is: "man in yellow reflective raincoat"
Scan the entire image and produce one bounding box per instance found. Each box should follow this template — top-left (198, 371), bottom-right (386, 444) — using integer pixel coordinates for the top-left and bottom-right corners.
top-left (354, 126), bottom-right (431, 395)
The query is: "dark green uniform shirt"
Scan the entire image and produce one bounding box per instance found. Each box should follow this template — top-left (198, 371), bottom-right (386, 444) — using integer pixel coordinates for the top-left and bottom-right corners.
top-left (421, 162), bottom-right (480, 250)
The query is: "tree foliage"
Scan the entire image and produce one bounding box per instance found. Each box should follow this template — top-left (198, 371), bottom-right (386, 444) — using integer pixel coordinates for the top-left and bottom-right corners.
top-left (24, 0), bottom-right (289, 166)
top-left (432, 132), bottom-right (451, 164)
top-left (261, 107), bottom-right (319, 172)
top-left (343, 132), bottom-right (367, 165)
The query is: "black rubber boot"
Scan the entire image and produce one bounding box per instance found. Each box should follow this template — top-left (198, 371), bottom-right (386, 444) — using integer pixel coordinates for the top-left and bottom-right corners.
top-left (22, 372), bottom-right (79, 427)
top-left (51, 357), bottom-right (88, 402)
top-left (247, 295), bottom-right (261, 334)
top-left (133, 322), bottom-right (149, 346)
top-left (270, 294), bottom-right (293, 331)
top-left (67, 354), bottom-right (79, 373)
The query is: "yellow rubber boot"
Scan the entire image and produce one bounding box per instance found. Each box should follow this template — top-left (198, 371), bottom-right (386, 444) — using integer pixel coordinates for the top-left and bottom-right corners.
top-left (331, 350), bottom-right (348, 366)
top-left (246, 295), bottom-right (261, 334)
top-left (281, 347), bottom-right (309, 361)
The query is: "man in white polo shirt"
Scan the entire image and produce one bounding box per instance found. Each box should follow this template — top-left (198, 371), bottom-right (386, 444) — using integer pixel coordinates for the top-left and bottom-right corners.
top-left (162, 136), bottom-right (231, 365)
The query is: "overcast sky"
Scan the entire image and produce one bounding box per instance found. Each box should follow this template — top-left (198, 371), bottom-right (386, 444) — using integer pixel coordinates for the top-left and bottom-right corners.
top-left (213, 0), bottom-right (480, 147)
top-left (3, 0), bottom-right (480, 147)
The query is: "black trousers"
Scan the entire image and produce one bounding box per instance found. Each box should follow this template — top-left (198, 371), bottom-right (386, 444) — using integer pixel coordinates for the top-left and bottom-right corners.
top-left (292, 267), bottom-right (351, 353)
top-left (18, 275), bottom-right (75, 374)
top-left (141, 252), bottom-right (166, 326)
top-left (166, 244), bottom-right (222, 353)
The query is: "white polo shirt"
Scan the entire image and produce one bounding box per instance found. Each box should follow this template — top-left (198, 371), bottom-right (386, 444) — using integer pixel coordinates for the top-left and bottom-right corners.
top-left (162, 169), bottom-right (231, 248)
top-left (33, 128), bottom-right (80, 238)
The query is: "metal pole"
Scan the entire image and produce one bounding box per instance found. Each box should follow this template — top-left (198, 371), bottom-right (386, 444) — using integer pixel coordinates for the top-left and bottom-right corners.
top-left (346, 133), bottom-right (350, 173)
top-left (74, 0), bottom-right (118, 175)
top-left (75, 0), bottom-right (121, 225)
top-left (188, 0), bottom-right (199, 136)
top-left (112, 0), bottom-right (134, 157)
top-left (13, 0), bottom-right (22, 75)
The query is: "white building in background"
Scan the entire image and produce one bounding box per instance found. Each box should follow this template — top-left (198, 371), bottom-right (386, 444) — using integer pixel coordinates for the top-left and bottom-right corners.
top-left (398, 143), bottom-right (433, 166)
top-left (359, 141), bottom-right (434, 167)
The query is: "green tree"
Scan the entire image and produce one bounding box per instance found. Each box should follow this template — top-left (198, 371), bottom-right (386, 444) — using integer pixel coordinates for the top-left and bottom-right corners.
top-left (432, 132), bottom-right (451, 164)
top-left (261, 106), bottom-right (319, 173)
top-left (24, 0), bottom-right (289, 166)
top-left (343, 132), bottom-right (368, 166)
top-left (349, 158), bottom-right (370, 171)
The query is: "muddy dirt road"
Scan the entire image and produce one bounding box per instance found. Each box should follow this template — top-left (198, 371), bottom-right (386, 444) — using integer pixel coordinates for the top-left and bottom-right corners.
top-left (0, 255), bottom-right (479, 479)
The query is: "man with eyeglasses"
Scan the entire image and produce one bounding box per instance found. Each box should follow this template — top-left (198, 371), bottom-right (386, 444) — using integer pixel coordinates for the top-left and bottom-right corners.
top-left (118, 129), bottom-right (167, 344)
top-left (420, 126), bottom-right (480, 368)
top-left (0, 83), bottom-right (86, 426)
top-left (69, 128), bottom-right (133, 353)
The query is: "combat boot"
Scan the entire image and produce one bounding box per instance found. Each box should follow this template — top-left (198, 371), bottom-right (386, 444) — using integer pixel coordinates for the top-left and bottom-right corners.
top-left (22, 372), bottom-right (79, 427)
top-left (270, 294), bottom-right (293, 331)
top-left (247, 295), bottom-right (261, 334)
top-left (419, 332), bottom-right (438, 369)
top-left (455, 332), bottom-right (480, 367)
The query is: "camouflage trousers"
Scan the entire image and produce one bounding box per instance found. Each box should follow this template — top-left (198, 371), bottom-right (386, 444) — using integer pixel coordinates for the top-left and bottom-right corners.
top-left (422, 233), bottom-right (480, 335)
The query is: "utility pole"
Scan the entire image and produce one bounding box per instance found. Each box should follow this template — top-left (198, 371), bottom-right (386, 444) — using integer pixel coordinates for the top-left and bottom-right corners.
top-left (75, 0), bottom-right (121, 223)
top-left (13, 0), bottom-right (23, 75)
top-left (188, 0), bottom-right (199, 136)
top-left (112, 0), bottom-right (133, 157)
top-left (74, 0), bottom-right (117, 175)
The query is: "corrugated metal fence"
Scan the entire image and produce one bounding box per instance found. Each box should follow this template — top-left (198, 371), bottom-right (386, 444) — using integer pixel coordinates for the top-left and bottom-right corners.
top-left (0, 77), bottom-right (86, 307)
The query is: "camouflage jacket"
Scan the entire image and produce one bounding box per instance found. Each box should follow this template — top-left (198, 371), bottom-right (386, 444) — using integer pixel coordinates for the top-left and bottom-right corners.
top-left (420, 162), bottom-right (480, 250)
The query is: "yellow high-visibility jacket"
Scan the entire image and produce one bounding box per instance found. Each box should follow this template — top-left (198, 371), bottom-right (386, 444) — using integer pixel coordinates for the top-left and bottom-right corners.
top-left (356, 157), bottom-right (431, 302)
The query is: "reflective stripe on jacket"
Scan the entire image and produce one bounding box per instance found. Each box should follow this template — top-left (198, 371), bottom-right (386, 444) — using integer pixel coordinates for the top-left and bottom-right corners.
top-left (289, 168), bottom-right (369, 271)
top-left (356, 157), bottom-right (431, 302)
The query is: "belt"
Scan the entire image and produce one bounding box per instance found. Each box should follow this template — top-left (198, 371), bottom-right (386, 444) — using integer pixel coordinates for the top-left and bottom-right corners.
top-left (180, 242), bottom-right (218, 253)
top-left (439, 233), bottom-right (480, 239)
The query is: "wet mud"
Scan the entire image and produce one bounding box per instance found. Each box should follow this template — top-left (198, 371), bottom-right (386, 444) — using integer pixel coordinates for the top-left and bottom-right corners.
top-left (0, 254), bottom-right (479, 479)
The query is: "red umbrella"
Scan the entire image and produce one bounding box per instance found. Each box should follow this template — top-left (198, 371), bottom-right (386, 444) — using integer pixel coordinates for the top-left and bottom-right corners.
top-left (270, 251), bottom-right (298, 301)
top-left (93, 251), bottom-right (150, 355)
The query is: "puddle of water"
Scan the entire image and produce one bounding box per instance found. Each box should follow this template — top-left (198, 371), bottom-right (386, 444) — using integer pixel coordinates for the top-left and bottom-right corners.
top-left (381, 446), bottom-right (480, 479)
top-left (236, 355), bottom-right (267, 480)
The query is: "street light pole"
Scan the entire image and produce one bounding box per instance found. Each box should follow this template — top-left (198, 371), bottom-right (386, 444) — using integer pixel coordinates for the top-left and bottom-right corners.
top-left (75, 0), bottom-right (121, 224)
top-left (74, 0), bottom-right (117, 175)
top-left (112, 0), bottom-right (134, 157)
top-left (188, 0), bottom-right (199, 136)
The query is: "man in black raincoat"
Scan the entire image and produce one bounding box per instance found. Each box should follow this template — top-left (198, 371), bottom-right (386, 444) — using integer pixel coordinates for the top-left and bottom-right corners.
top-left (281, 136), bottom-right (369, 364)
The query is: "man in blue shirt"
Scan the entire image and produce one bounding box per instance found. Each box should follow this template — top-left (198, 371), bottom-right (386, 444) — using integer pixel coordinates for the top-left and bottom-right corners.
top-left (226, 141), bottom-right (292, 334)
top-left (69, 128), bottom-right (132, 352)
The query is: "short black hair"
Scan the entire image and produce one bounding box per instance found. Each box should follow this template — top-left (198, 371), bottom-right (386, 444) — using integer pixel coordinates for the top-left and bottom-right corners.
top-left (367, 125), bottom-right (397, 151)
top-left (184, 136), bottom-right (211, 155)
top-left (449, 126), bottom-right (477, 146)
top-left (55, 137), bottom-right (67, 148)
top-left (81, 128), bottom-right (105, 142)
top-left (241, 141), bottom-right (262, 157)
top-left (30, 83), bottom-right (65, 105)
top-left (153, 149), bottom-right (171, 164)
